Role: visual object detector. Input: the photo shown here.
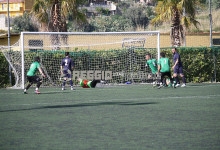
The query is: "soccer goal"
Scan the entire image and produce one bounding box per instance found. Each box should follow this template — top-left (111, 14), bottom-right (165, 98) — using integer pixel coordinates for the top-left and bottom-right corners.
top-left (1, 31), bottom-right (160, 89)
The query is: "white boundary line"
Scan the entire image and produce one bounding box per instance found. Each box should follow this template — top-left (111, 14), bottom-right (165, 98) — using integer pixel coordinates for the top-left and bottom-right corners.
top-left (0, 94), bottom-right (220, 108)
top-left (1, 83), bottom-right (220, 95)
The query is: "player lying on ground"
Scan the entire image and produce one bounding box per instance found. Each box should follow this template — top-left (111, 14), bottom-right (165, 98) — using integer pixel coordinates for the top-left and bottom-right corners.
top-left (24, 56), bottom-right (45, 94)
top-left (77, 78), bottom-right (102, 88)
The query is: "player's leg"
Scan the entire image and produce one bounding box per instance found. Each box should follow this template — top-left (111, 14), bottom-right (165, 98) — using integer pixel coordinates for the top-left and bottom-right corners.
top-left (158, 72), bottom-right (165, 89)
top-left (155, 73), bottom-right (161, 87)
top-left (161, 72), bottom-right (171, 87)
top-left (24, 76), bottom-right (33, 94)
top-left (152, 73), bottom-right (159, 87)
top-left (61, 69), bottom-right (68, 90)
top-left (67, 69), bottom-right (75, 90)
top-left (172, 73), bottom-right (179, 87)
top-left (69, 79), bottom-right (74, 90)
top-left (62, 77), bottom-right (67, 90)
top-left (90, 80), bottom-right (101, 88)
top-left (173, 67), bottom-right (180, 87)
top-left (68, 78), bottom-right (74, 90)
top-left (35, 76), bottom-right (43, 94)
top-left (179, 67), bottom-right (186, 87)
top-left (165, 72), bottom-right (173, 87)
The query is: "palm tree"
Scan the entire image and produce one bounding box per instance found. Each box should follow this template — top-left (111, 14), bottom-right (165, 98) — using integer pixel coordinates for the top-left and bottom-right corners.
top-left (31, 0), bottom-right (87, 32)
top-left (30, 0), bottom-right (49, 31)
top-left (151, 0), bottom-right (200, 47)
top-left (31, 0), bottom-right (87, 49)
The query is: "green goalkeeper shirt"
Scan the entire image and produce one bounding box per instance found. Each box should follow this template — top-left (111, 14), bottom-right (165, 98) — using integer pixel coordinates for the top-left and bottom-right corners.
top-left (146, 59), bottom-right (157, 74)
top-left (27, 61), bottom-right (40, 76)
top-left (158, 57), bottom-right (170, 73)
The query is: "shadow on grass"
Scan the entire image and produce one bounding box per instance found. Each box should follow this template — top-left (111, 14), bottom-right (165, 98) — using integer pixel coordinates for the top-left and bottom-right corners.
top-left (0, 101), bottom-right (158, 112)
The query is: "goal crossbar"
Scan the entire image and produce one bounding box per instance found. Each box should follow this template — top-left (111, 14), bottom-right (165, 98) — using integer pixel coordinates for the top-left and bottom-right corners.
top-left (2, 31), bottom-right (160, 89)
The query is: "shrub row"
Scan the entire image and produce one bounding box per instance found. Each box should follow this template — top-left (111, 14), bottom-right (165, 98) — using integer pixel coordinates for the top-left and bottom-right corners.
top-left (0, 47), bottom-right (219, 88)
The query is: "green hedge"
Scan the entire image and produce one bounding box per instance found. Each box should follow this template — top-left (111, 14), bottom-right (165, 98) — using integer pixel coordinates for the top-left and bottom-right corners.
top-left (161, 47), bottom-right (220, 82)
top-left (0, 47), bottom-right (219, 88)
top-left (0, 52), bottom-right (15, 88)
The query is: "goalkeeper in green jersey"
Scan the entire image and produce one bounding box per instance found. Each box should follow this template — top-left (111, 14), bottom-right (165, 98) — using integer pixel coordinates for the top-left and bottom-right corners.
top-left (157, 52), bottom-right (173, 88)
top-left (24, 56), bottom-right (45, 94)
top-left (145, 53), bottom-right (157, 74)
top-left (145, 53), bottom-right (160, 86)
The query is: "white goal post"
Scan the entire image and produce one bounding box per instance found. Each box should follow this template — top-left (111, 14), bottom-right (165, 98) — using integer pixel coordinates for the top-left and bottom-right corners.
top-left (1, 31), bottom-right (160, 89)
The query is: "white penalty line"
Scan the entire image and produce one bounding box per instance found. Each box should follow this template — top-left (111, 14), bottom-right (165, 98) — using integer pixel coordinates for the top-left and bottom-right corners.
top-left (1, 94), bottom-right (220, 108)
top-left (2, 83), bottom-right (220, 95)
top-left (0, 84), bottom-right (220, 95)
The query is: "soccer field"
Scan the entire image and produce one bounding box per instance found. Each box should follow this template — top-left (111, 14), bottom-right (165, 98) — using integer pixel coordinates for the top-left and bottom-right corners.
top-left (0, 83), bottom-right (220, 150)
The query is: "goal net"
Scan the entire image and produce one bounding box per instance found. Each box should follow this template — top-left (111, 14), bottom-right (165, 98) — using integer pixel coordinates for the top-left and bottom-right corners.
top-left (1, 31), bottom-right (160, 89)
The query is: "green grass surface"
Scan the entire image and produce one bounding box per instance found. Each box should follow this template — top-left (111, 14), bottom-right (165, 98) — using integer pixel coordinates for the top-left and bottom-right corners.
top-left (0, 83), bottom-right (220, 150)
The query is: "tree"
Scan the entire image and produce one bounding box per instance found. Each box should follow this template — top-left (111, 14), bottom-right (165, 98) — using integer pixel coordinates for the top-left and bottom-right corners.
top-left (31, 0), bottom-right (87, 32)
top-left (151, 0), bottom-right (200, 47)
top-left (31, 0), bottom-right (87, 49)
top-left (212, 0), bottom-right (220, 10)
top-left (118, 3), bottom-right (154, 31)
top-left (12, 13), bottom-right (38, 33)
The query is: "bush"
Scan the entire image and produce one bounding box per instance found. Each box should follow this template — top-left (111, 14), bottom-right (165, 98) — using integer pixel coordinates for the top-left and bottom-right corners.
top-left (0, 52), bottom-right (11, 88)
top-left (0, 47), bottom-right (219, 88)
top-left (161, 47), bottom-right (220, 82)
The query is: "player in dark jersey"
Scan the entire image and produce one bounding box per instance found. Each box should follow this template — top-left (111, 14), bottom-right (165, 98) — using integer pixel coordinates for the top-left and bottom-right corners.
top-left (172, 47), bottom-right (186, 87)
top-left (24, 56), bottom-right (45, 94)
top-left (60, 52), bottom-right (75, 90)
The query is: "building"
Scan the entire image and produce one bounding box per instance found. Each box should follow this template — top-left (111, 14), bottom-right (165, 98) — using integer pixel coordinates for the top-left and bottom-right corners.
top-left (0, 0), bottom-right (34, 17)
top-left (0, 0), bottom-right (34, 30)
top-left (82, 0), bottom-right (116, 16)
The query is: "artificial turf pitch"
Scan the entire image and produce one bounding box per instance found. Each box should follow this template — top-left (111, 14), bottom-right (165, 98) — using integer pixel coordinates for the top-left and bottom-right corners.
top-left (0, 83), bottom-right (220, 150)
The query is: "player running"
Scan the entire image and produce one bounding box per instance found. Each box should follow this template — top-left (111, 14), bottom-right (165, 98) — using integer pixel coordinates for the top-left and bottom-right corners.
top-left (60, 52), bottom-right (75, 90)
top-left (157, 52), bottom-right (173, 89)
top-left (24, 56), bottom-right (45, 94)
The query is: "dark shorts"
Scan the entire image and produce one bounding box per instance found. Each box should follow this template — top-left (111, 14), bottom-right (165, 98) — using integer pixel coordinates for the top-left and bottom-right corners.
top-left (174, 66), bottom-right (184, 74)
top-left (27, 76), bottom-right (42, 83)
top-left (160, 72), bottom-right (172, 79)
top-left (90, 80), bottom-right (100, 88)
top-left (62, 69), bottom-right (72, 78)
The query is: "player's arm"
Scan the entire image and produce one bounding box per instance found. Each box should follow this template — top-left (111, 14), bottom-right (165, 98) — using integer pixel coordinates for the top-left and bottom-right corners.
top-left (60, 60), bottom-right (64, 74)
top-left (145, 61), bottom-right (148, 67)
top-left (172, 54), bottom-right (179, 69)
top-left (157, 60), bottom-right (161, 72)
top-left (172, 58), bottom-right (178, 69)
top-left (157, 64), bottom-right (161, 73)
top-left (71, 59), bottom-right (74, 71)
top-left (38, 67), bottom-right (45, 77)
top-left (153, 59), bottom-right (157, 66)
top-left (60, 65), bottom-right (63, 74)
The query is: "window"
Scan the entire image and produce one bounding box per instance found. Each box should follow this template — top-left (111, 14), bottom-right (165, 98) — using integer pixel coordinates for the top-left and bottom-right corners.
top-left (28, 40), bottom-right (43, 51)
